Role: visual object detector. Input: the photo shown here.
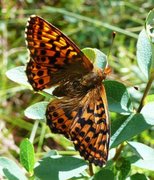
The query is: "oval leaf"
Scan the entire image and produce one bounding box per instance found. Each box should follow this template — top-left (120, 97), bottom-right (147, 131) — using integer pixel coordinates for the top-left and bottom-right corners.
top-left (20, 138), bottom-right (35, 174)
top-left (132, 159), bottom-right (154, 171)
top-left (128, 141), bottom-right (154, 160)
top-left (141, 102), bottom-right (154, 125)
top-left (6, 66), bottom-right (30, 87)
top-left (110, 113), bottom-right (151, 148)
top-left (104, 80), bottom-right (133, 114)
top-left (82, 47), bottom-right (107, 69)
top-left (145, 94), bottom-right (154, 103)
top-left (128, 142), bottom-right (154, 171)
top-left (130, 173), bottom-right (148, 180)
top-left (93, 169), bottom-right (114, 180)
top-left (145, 9), bottom-right (154, 71)
top-left (136, 29), bottom-right (152, 79)
top-left (24, 101), bottom-right (48, 120)
top-left (145, 9), bottom-right (154, 42)
top-left (0, 157), bottom-right (27, 180)
top-left (34, 155), bottom-right (87, 180)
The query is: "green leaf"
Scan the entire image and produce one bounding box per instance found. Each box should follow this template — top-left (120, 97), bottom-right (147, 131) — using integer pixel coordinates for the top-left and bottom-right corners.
top-left (43, 150), bottom-right (59, 158)
top-left (145, 9), bottom-right (154, 41)
top-left (0, 157), bottom-right (27, 180)
top-left (115, 157), bottom-right (131, 179)
top-left (20, 138), bottom-right (35, 174)
top-left (110, 113), bottom-right (151, 148)
top-left (93, 169), bottom-right (114, 180)
top-left (125, 155), bottom-right (140, 164)
top-left (132, 160), bottom-right (154, 171)
top-left (104, 80), bottom-right (133, 114)
top-left (128, 142), bottom-right (154, 171)
top-left (141, 102), bottom-right (154, 125)
top-left (130, 173), bottom-right (148, 180)
top-left (34, 155), bottom-right (87, 180)
top-left (128, 141), bottom-right (154, 160)
top-left (6, 66), bottom-right (30, 87)
top-left (145, 94), bottom-right (154, 103)
top-left (111, 114), bottom-right (129, 136)
top-left (136, 29), bottom-right (152, 79)
top-left (82, 48), bottom-right (107, 69)
top-left (145, 8), bottom-right (154, 70)
top-left (24, 101), bottom-right (48, 121)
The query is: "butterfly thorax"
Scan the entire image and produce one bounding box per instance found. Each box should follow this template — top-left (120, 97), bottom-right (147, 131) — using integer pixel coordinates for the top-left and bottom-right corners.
top-left (53, 68), bottom-right (104, 98)
top-left (81, 69), bottom-right (103, 89)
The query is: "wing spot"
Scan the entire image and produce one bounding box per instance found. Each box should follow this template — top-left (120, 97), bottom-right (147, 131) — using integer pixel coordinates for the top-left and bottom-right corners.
top-left (97, 119), bottom-right (104, 124)
top-left (94, 111), bottom-right (105, 117)
top-left (62, 124), bottom-right (67, 129)
top-left (48, 57), bottom-right (56, 64)
top-left (41, 57), bottom-right (46, 62)
top-left (98, 140), bottom-right (106, 146)
top-left (74, 142), bottom-right (79, 150)
top-left (41, 50), bottom-right (46, 55)
top-left (75, 127), bottom-right (80, 133)
top-left (78, 118), bottom-right (86, 127)
top-left (38, 31), bottom-right (42, 35)
top-left (93, 132), bottom-right (99, 138)
top-left (80, 149), bottom-right (86, 156)
top-left (37, 70), bottom-right (44, 76)
top-left (49, 106), bottom-right (56, 111)
top-left (89, 144), bottom-right (93, 150)
top-left (36, 65), bottom-right (41, 69)
top-left (87, 119), bottom-right (93, 125)
top-left (58, 118), bottom-right (64, 123)
top-left (89, 126), bottom-right (95, 133)
top-left (85, 136), bottom-right (90, 143)
top-left (40, 42), bottom-right (46, 47)
top-left (53, 112), bottom-right (58, 117)
top-left (79, 131), bottom-right (85, 137)
top-left (52, 127), bottom-right (59, 133)
top-left (38, 79), bottom-right (44, 84)
top-left (96, 103), bottom-right (104, 110)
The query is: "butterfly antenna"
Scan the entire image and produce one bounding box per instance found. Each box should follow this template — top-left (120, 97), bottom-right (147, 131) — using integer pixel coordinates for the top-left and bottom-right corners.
top-left (107, 31), bottom-right (116, 60)
top-left (104, 32), bottom-right (116, 75)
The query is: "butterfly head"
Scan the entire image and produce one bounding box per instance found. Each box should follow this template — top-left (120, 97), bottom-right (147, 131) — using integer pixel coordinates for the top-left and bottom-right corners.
top-left (102, 66), bottom-right (112, 80)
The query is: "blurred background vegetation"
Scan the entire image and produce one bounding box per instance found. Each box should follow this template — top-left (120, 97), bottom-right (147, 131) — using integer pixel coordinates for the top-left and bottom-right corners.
top-left (1, 0), bottom-right (154, 178)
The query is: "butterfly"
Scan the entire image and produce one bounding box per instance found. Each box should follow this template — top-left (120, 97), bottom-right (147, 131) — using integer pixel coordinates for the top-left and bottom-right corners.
top-left (25, 15), bottom-right (110, 167)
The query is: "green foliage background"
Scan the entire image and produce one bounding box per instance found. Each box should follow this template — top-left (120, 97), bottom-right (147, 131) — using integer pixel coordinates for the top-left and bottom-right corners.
top-left (1, 0), bottom-right (154, 179)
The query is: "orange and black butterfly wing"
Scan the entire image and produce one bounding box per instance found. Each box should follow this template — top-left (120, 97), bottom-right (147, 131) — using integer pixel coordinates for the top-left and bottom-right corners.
top-left (46, 85), bottom-right (110, 167)
top-left (25, 15), bottom-right (93, 91)
top-left (46, 98), bottom-right (78, 138)
top-left (70, 85), bottom-right (110, 166)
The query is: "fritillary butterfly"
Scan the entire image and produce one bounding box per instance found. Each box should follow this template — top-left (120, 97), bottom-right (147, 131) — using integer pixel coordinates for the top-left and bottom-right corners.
top-left (25, 15), bottom-right (110, 167)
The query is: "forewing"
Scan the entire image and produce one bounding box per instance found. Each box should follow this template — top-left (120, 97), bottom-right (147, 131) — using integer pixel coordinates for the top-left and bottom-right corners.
top-left (70, 85), bottom-right (110, 167)
top-left (25, 15), bottom-right (93, 91)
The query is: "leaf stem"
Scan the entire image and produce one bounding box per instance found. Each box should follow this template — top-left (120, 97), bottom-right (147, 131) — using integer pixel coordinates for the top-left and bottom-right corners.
top-left (29, 120), bottom-right (39, 143)
top-left (89, 163), bottom-right (94, 176)
top-left (37, 123), bottom-right (46, 153)
top-left (113, 143), bottom-right (125, 161)
top-left (137, 72), bottom-right (154, 113)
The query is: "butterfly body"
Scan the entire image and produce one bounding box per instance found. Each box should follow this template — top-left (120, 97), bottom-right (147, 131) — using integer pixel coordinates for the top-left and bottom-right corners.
top-left (53, 68), bottom-right (104, 98)
top-left (25, 15), bottom-right (110, 167)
